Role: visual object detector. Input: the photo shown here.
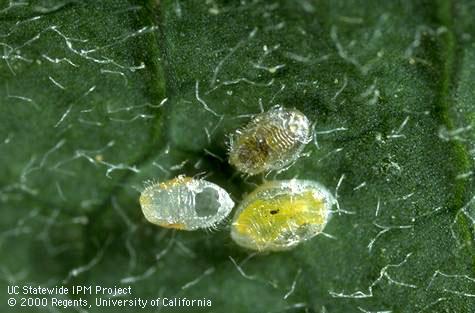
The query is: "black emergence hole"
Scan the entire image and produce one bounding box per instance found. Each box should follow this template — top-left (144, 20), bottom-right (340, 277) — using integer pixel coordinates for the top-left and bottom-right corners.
top-left (270, 209), bottom-right (279, 215)
top-left (195, 187), bottom-right (220, 217)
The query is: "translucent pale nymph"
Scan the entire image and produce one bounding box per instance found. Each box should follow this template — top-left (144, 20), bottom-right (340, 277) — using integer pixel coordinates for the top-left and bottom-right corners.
top-left (231, 179), bottom-right (334, 251)
top-left (140, 176), bottom-right (234, 230)
top-left (228, 106), bottom-right (311, 175)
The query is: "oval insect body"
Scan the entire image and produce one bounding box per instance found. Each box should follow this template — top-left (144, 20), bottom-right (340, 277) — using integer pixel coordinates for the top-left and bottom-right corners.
top-left (231, 179), bottom-right (334, 251)
top-left (140, 176), bottom-right (234, 230)
top-left (228, 106), bottom-right (311, 175)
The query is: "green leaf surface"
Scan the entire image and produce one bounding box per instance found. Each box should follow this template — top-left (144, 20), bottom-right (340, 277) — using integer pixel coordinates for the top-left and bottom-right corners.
top-left (1, 1), bottom-right (474, 312)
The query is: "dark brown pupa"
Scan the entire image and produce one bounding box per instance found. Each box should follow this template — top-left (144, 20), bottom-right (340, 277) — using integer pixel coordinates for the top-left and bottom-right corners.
top-left (228, 106), bottom-right (311, 175)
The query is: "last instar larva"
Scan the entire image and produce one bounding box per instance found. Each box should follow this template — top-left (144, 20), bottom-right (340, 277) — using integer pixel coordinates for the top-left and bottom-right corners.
top-left (228, 105), bottom-right (311, 175)
top-left (231, 179), bottom-right (334, 251)
top-left (139, 176), bottom-right (234, 230)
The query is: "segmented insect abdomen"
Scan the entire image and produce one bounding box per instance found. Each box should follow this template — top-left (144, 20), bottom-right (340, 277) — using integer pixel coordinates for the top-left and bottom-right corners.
top-left (229, 106), bottom-right (310, 175)
top-left (260, 123), bottom-right (297, 153)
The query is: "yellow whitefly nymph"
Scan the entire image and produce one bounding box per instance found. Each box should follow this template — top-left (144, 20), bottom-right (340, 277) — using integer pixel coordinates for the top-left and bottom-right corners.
top-left (228, 106), bottom-right (311, 175)
top-left (139, 175), bottom-right (234, 230)
top-left (231, 179), bottom-right (334, 251)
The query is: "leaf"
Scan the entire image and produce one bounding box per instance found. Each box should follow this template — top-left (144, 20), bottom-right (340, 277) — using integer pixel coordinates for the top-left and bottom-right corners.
top-left (0, 1), bottom-right (474, 312)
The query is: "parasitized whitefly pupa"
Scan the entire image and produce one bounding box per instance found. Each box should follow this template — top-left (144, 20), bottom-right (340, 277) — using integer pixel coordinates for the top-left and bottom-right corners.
top-left (228, 106), bottom-right (311, 175)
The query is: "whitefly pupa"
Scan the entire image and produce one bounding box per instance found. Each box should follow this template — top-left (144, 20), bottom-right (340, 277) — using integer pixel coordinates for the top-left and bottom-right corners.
top-left (228, 106), bottom-right (311, 175)
top-left (231, 179), bottom-right (334, 251)
top-left (139, 175), bottom-right (234, 230)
